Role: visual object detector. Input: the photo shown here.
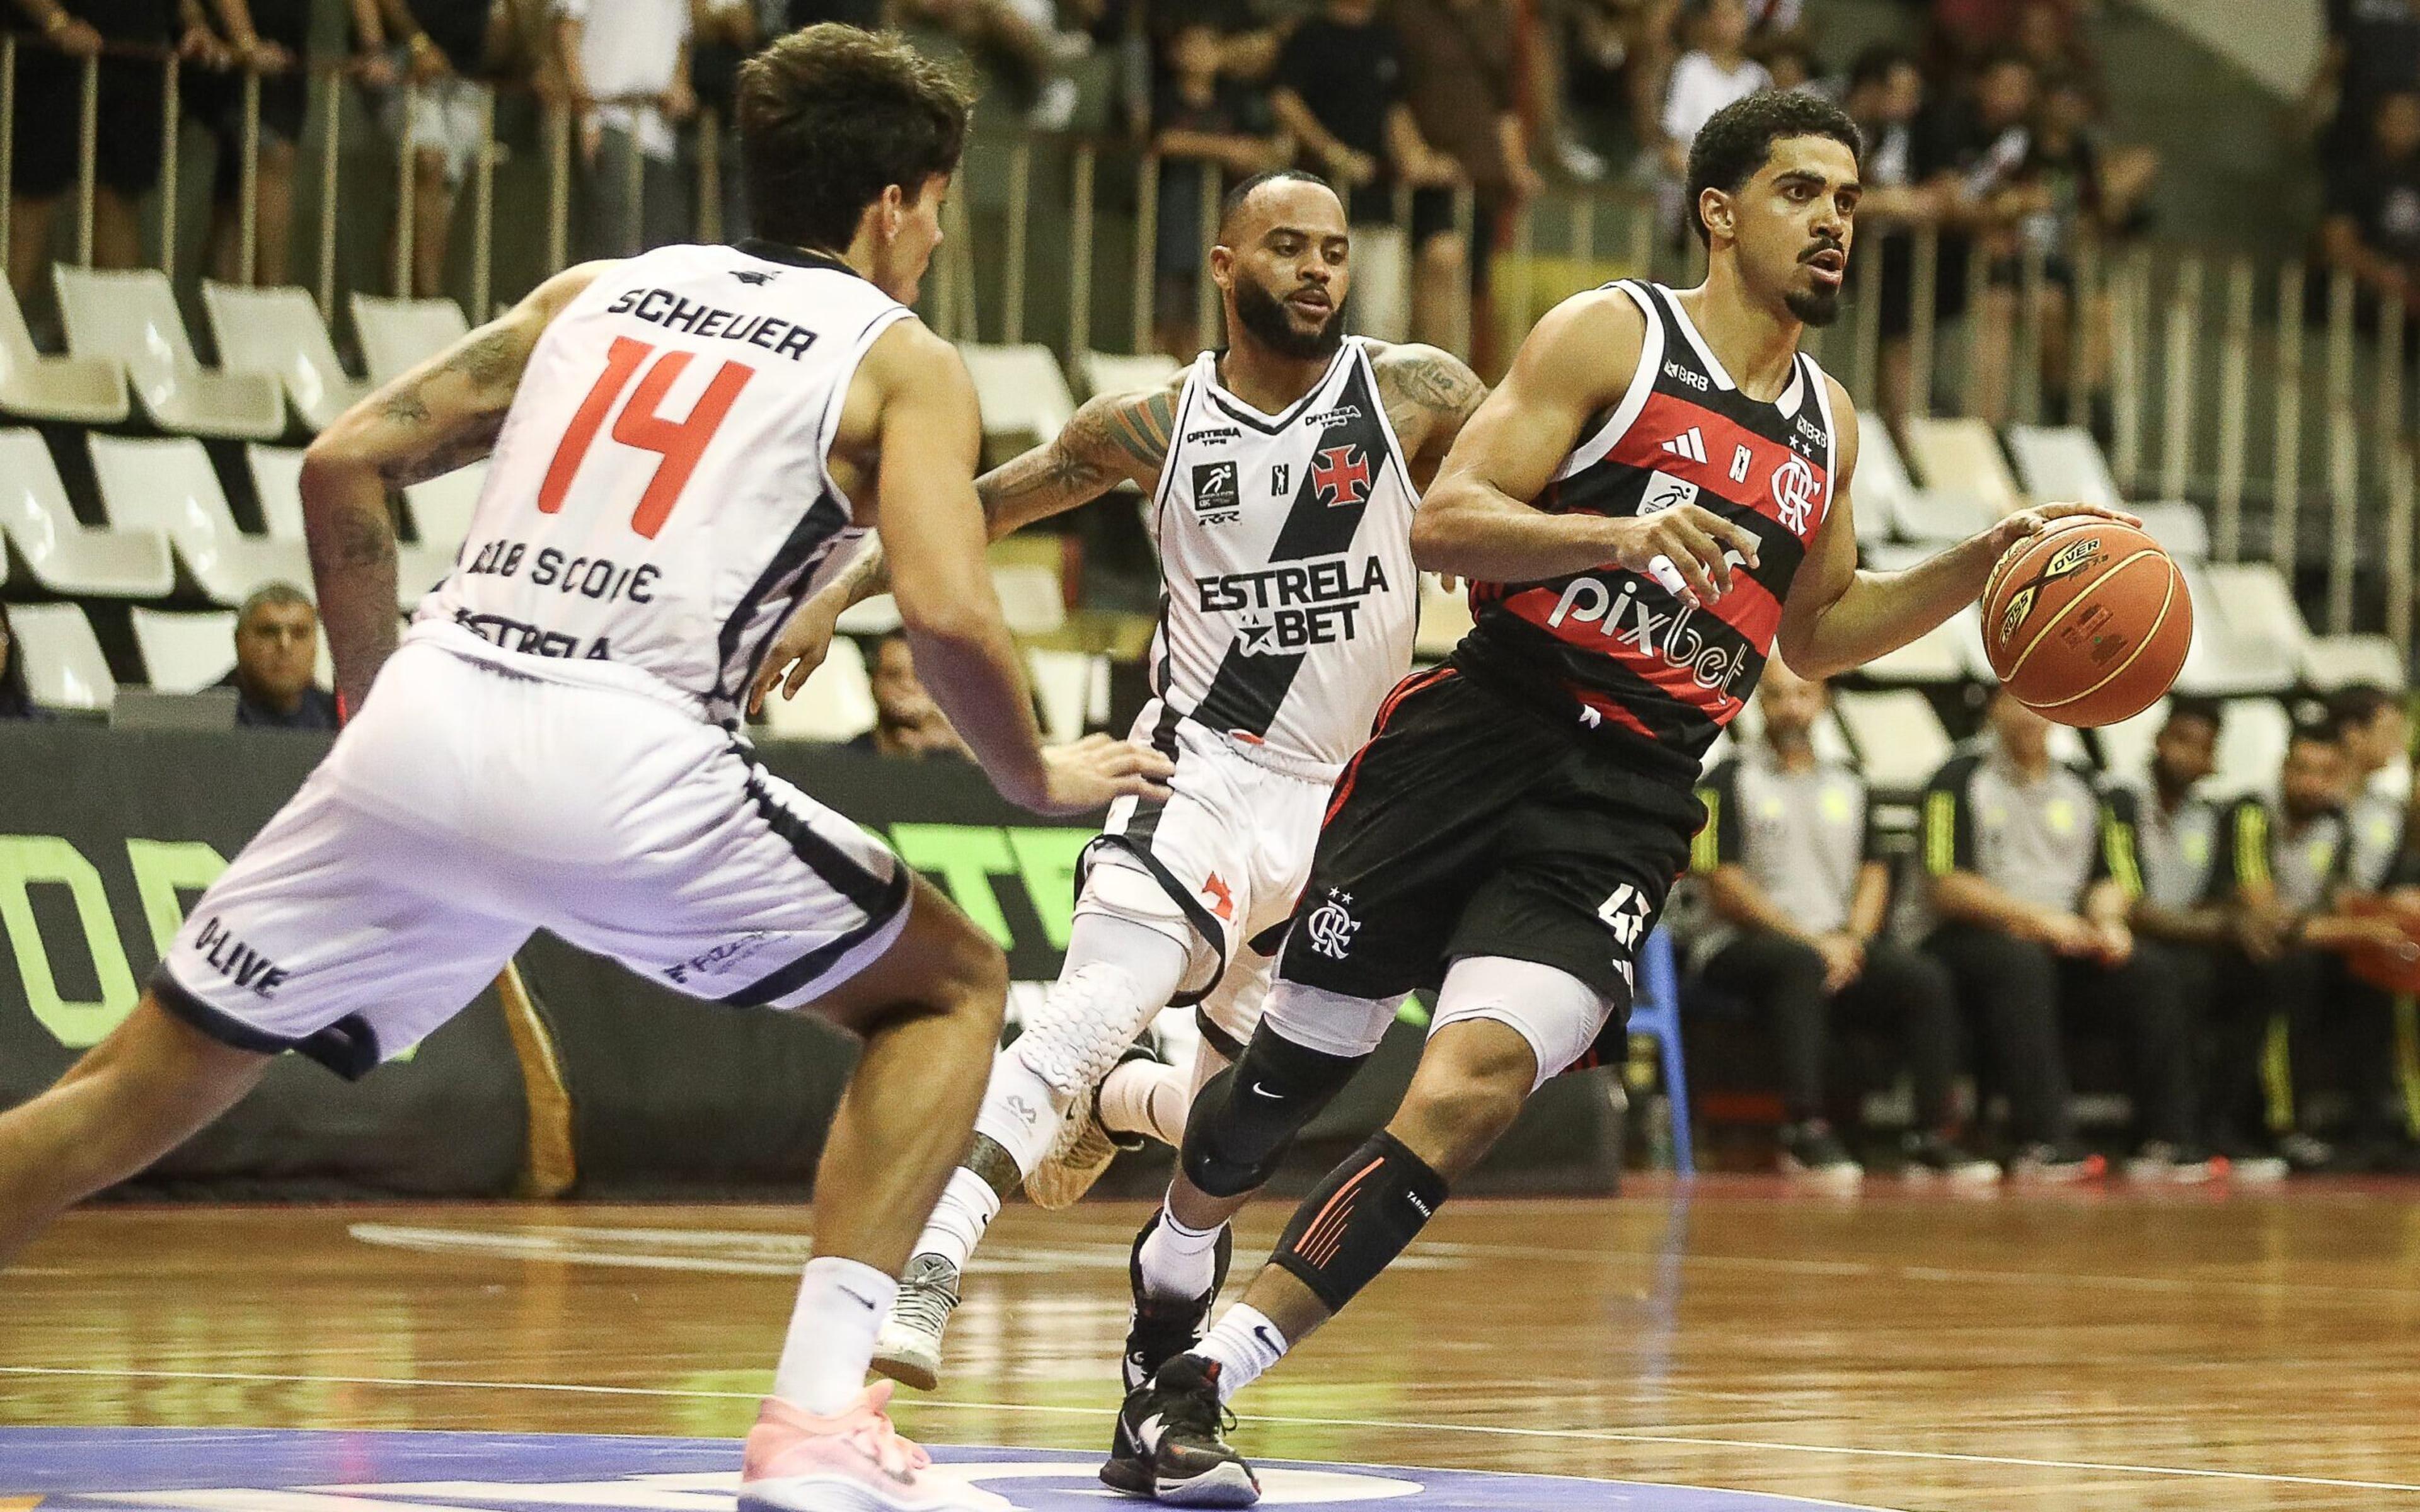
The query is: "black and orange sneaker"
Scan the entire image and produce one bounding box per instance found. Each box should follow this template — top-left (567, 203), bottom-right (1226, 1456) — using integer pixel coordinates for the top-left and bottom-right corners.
top-left (1102, 1353), bottom-right (1259, 1506)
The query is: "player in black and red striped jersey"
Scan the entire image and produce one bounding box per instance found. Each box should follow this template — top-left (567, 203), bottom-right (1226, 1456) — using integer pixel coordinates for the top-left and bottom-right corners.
top-left (1103, 89), bottom-right (2138, 1507)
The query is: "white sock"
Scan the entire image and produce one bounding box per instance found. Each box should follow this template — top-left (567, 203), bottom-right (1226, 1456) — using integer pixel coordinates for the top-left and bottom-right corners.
top-left (917, 1167), bottom-right (1001, 1273)
top-left (1098, 1057), bottom-right (1190, 1147)
top-left (1194, 1303), bottom-right (1288, 1402)
top-left (771, 1256), bottom-right (896, 1415)
top-left (1136, 1199), bottom-right (1223, 1301)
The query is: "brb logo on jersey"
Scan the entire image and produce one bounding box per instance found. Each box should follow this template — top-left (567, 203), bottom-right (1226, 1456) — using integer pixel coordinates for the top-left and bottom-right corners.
top-left (1311, 445), bottom-right (1371, 508)
top-left (1191, 461), bottom-right (1242, 524)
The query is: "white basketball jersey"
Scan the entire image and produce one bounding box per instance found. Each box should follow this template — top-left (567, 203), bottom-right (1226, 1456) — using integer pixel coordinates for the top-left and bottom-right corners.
top-left (1142, 338), bottom-right (1418, 767)
top-left (416, 241), bottom-right (909, 726)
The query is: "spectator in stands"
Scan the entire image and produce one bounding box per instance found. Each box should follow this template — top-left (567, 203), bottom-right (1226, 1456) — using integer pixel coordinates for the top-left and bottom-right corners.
top-left (375, 0), bottom-right (518, 299)
top-left (1270, 0), bottom-right (1467, 346)
top-left (2331, 683), bottom-right (2415, 889)
top-left (217, 583), bottom-right (338, 730)
top-left (1657, 0), bottom-right (1769, 185)
top-left (1915, 49), bottom-right (2039, 420)
top-left (1758, 35), bottom-right (1815, 96)
top-left (1396, 0), bottom-right (1543, 358)
top-left (0, 604), bottom-right (48, 722)
top-left (852, 632), bottom-right (972, 760)
top-left (1843, 45), bottom-right (1945, 425)
top-left (2219, 715), bottom-right (2420, 1168)
top-left (2319, 90), bottom-right (2420, 321)
top-left (556, 0), bottom-right (694, 260)
top-left (190, 0), bottom-right (390, 287)
top-left (1920, 687), bottom-right (2208, 1183)
top-left (1693, 663), bottom-right (1993, 1186)
top-left (6, 0), bottom-right (228, 312)
top-left (1150, 21), bottom-right (1285, 357)
top-left (2310, 0), bottom-right (2420, 158)
top-left (689, 0), bottom-right (768, 243)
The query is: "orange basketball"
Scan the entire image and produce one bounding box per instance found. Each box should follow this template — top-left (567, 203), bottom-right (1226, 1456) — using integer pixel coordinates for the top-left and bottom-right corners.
top-left (1981, 518), bottom-right (2193, 727)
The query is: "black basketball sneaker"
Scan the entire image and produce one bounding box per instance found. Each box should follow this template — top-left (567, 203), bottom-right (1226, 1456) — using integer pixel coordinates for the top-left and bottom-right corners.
top-left (1102, 1353), bottom-right (1260, 1506)
top-left (1122, 1210), bottom-right (1234, 1390)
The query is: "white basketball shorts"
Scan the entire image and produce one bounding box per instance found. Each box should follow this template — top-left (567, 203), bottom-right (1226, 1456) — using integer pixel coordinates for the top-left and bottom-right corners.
top-left (1083, 714), bottom-right (1341, 1056)
top-left (153, 641), bottom-right (912, 1078)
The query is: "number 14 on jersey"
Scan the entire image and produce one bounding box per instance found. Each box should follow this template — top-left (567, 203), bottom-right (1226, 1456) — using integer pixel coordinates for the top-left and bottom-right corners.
top-left (538, 336), bottom-right (756, 539)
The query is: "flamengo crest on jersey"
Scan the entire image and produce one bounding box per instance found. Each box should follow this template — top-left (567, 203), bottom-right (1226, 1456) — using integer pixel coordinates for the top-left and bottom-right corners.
top-left (1460, 279), bottom-right (1836, 769)
top-left (1144, 338), bottom-right (1419, 767)
top-left (417, 241), bottom-right (909, 726)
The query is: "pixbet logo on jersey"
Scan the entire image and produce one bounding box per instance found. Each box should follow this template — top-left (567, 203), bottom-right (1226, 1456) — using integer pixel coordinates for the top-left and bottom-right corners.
top-left (1546, 575), bottom-right (1754, 707)
top-left (1197, 554), bottom-right (1393, 656)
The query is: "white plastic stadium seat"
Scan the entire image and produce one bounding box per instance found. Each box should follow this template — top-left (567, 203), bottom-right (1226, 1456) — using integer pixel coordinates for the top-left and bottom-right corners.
top-left (761, 635), bottom-right (875, 743)
top-left (11, 602), bottom-right (115, 710)
top-left (1077, 350), bottom-right (1184, 401)
top-left (2129, 502), bottom-right (2210, 561)
top-left (1904, 416), bottom-right (2026, 518)
top-left (89, 433), bottom-right (313, 607)
top-left (1835, 689), bottom-right (1952, 792)
top-left (2006, 424), bottom-right (2123, 508)
top-left (403, 464), bottom-right (489, 559)
top-left (2302, 633), bottom-right (2407, 690)
top-left (0, 428), bottom-right (173, 598)
top-left (993, 562), bottom-right (1066, 636)
top-left (1028, 648), bottom-right (1110, 743)
top-left (1862, 605), bottom-right (1981, 685)
top-left (2173, 561), bottom-right (2303, 696)
top-left (54, 266), bottom-right (284, 439)
top-left (205, 282), bottom-right (372, 433)
top-left (1415, 572), bottom-right (1474, 658)
top-left (2211, 696), bottom-right (2292, 798)
top-left (248, 444), bottom-right (451, 609)
top-left (834, 594), bottom-right (903, 636)
top-left (2093, 697), bottom-right (2169, 788)
top-left (0, 278), bottom-right (127, 423)
top-left (130, 608), bottom-right (238, 692)
top-left (962, 343), bottom-right (1077, 452)
top-left (351, 293), bottom-right (470, 386)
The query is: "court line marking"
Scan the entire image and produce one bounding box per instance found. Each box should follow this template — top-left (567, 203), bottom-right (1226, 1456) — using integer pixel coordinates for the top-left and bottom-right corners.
top-left (7, 1363), bottom-right (2419, 1495)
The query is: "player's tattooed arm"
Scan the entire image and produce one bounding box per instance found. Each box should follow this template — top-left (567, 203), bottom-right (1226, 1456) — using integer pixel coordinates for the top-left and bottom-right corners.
top-left (301, 260), bottom-right (611, 713)
top-left (977, 379), bottom-right (1183, 537)
top-left (1373, 342), bottom-right (1487, 493)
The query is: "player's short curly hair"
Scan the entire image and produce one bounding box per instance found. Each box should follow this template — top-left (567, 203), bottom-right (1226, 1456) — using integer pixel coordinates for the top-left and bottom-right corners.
top-left (1684, 90), bottom-right (1863, 247)
top-left (738, 25), bottom-right (974, 255)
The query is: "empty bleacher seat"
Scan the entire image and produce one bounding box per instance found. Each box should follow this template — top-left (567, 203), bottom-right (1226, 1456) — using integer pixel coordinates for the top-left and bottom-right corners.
top-left (247, 444), bottom-right (451, 609)
top-left (204, 282), bottom-right (371, 433)
top-left (404, 466), bottom-right (488, 559)
top-left (2129, 502), bottom-right (2209, 560)
top-left (2211, 696), bottom-right (2292, 797)
top-left (993, 561), bottom-right (1066, 636)
top-left (12, 603), bottom-right (115, 710)
top-left (352, 294), bottom-right (470, 386)
top-left (0, 280), bottom-right (126, 424)
top-left (1076, 350), bottom-right (1184, 401)
top-left (2094, 696), bottom-right (2169, 788)
top-left (130, 607), bottom-right (238, 692)
top-left (0, 428), bottom-right (173, 598)
top-left (1835, 689), bottom-right (1952, 793)
top-left (760, 635), bottom-right (875, 743)
top-left (2174, 560), bottom-right (2303, 696)
top-left (1414, 572), bottom-right (1474, 658)
top-left (1903, 416), bottom-right (2025, 518)
top-left (834, 593), bottom-right (902, 636)
top-left (89, 433), bottom-right (312, 607)
top-left (2005, 424), bottom-right (2123, 508)
top-left (54, 266), bottom-right (284, 439)
top-left (962, 344), bottom-right (1077, 452)
top-left (1862, 605), bottom-right (1984, 684)
top-left (2302, 633), bottom-right (2407, 690)
top-left (1028, 647), bottom-right (1110, 743)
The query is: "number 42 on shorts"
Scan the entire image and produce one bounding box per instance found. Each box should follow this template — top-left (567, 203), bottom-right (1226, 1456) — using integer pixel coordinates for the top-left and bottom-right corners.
top-left (1597, 885), bottom-right (1648, 948)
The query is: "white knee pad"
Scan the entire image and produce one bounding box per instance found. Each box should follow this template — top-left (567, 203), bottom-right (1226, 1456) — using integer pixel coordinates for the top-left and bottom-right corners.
top-left (1010, 913), bottom-right (1192, 1096)
top-left (1429, 956), bottom-right (1614, 1092)
top-left (1259, 978), bottom-right (1403, 1059)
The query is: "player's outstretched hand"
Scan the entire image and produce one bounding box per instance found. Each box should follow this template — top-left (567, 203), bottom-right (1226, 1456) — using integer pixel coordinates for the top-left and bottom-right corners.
top-left (1609, 503), bottom-right (1761, 609)
top-left (748, 598), bottom-right (843, 715)
top-left (1986, 500), bottom-right (2142, 555)
top-left (1027, 733), bottom-right (1176, 816)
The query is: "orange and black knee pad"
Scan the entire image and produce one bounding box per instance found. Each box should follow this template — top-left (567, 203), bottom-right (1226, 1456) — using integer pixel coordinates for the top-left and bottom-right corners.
top-left (1270, 1130), bottom-right (1450, 1312)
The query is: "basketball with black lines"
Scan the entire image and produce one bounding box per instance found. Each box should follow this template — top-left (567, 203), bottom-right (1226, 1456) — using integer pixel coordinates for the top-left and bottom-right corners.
top-left (1981, 518), bottom-right (2193, 728)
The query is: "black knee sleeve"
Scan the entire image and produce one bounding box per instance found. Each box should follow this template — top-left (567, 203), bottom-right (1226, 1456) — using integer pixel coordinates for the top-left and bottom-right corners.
top-left (1271, 1131), bottom-right (1449, 1313)
top-left (1178, 1027), bottom-right (1367, 1198)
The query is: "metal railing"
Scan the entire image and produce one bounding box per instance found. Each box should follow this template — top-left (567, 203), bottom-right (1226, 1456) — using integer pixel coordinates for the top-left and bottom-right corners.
top-left (3, 26), bottom-right (2413, 665)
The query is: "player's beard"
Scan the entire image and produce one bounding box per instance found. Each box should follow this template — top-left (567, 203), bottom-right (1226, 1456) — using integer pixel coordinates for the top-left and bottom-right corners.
top-left (1234, 275), bottom-right (1345, 361)
top-left (1786, 280), bottom-right (1843, 327)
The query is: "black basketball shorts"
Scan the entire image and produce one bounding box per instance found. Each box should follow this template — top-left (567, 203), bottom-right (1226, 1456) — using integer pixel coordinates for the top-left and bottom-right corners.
top-left (1277, 664), bottom-right (1703, 1016)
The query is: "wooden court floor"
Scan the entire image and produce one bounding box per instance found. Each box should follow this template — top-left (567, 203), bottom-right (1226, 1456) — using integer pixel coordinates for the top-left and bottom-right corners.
top-left (8, 1181), bottom-right (2420, 1510)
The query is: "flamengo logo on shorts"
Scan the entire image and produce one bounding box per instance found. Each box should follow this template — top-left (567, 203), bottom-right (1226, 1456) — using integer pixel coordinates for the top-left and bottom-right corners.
top-left (1305, 889), bottom-right (1360, 959)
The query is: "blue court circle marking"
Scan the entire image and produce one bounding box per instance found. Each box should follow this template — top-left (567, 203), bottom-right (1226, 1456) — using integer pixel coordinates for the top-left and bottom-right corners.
top-left (3, 1428), bottom-right (1900, 1510)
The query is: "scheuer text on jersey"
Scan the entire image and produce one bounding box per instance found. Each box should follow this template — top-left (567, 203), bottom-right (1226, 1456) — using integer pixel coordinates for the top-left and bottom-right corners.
top-left (604, 287), bottom-right (819, 361)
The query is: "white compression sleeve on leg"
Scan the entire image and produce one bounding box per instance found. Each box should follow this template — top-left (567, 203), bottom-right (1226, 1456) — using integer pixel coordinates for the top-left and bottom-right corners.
top-left (772, 1256), bottom-right (896, 1415)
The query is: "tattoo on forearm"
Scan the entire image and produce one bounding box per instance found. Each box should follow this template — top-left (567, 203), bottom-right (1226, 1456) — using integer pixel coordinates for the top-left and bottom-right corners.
top-left (979, 386), bottom-right (1180, 518)
top-left (376, 412), bottom-right (505, 488)
top-left (444, 326), bottom-right (526, 389)
top-left (1378, 348), bottom-right (1486, 457)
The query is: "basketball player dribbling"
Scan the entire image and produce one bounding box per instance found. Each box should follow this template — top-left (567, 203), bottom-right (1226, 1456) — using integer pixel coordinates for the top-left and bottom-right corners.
top-left (1103, 90), bottom-right (2136, 1506)
top-left (751, 171), bottom-right (1485, 1394)
top-left (0, 27), bottom-right (1170, 1512)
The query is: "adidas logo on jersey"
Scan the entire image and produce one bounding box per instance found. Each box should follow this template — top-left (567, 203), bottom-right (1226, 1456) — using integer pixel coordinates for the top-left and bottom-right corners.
top-left (1659, 428), bottom-right (1709, 464)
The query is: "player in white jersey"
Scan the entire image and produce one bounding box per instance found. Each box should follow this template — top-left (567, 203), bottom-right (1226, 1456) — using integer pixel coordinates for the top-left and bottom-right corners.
top-left (0, 28), bottom-right (1171, 1512)
top-left (752, 172), bottom-right (1485, 1393)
